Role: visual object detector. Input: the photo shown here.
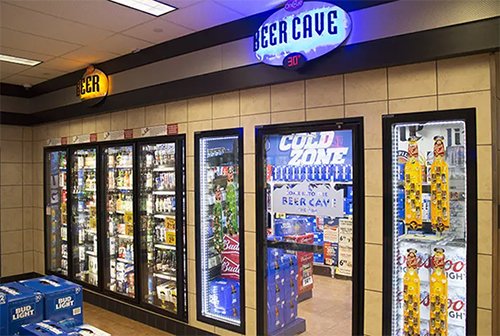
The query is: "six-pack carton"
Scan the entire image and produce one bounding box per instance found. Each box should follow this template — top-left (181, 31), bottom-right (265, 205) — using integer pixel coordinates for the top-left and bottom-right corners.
top-left (0, 282), bottom-right (44, 335)
top-left (20, 276), bottom-right (83, 325)
top-left (19, 320), bottom-right (78, 336)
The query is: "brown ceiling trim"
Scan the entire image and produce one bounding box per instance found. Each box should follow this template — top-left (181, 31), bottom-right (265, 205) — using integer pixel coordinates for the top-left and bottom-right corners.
top-left (0, 0), bottom-right (395, 98)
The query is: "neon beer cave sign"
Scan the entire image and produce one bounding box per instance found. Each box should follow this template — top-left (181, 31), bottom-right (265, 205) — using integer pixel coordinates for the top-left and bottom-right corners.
top-left (254, 0), bottom-right (351, 69)
top-left (76, 65), bottom-right (109, 104)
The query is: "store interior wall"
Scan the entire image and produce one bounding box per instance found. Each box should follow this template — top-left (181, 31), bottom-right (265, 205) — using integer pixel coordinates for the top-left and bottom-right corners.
top-left (0, 52), bottom-right (497, 335)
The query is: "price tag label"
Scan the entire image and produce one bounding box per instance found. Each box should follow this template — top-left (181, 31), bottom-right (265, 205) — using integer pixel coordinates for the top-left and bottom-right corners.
top-left (167, 123), bottom-right (178, 135)
top-left (124, 129), bottom-right (133, 139)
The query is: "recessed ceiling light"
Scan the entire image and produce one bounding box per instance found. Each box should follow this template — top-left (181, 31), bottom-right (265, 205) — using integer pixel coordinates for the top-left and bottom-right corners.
top-left (0, 54), bottom-right (41, 66)
top-left (109, 0), bottom-right (176, 16)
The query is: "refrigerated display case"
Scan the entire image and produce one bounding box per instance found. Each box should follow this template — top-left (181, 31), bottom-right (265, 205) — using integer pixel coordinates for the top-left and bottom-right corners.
top-left (102, 144), bottom-right (136, 299)
top-left (138, 136), bottom-right (187, 319)
top-left (70, 147), bottom-right (99, 287)
top-left (382, 110), bottom-right (477, 336)
top-left (45, 148), bottom-right (69, 277)
top-left (195, 128), bottom-right (245, 332)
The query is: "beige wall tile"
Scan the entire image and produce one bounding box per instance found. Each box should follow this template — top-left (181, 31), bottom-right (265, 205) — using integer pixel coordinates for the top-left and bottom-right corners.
top-left (477, 145), bottom-right (492, 200)
top-left (187, 224), bottom-right (195, 261)
top-left (438, 54), bottom-right (491, 94)
top-left (23, 142), bottom-right (33, 163)
top-left (188, 259), bottom-right (196, 294)
top-left (365, 197), bottom-right (383, 245)
top-left (244, 154), bottom-right (255, 193)
top-left (245, 270), bottom-right (256, 309)
top-left (1, 186), bottom-right (22, 208)
top-left (364, 150), bottom-right (383, 197)
top-left (23, 128), bottom-right (32, 141)
top-left (388, 61), bottom-right (436, 99)
top-left (187, 293), bottom-right (216, 333)
top-left (477, 254), bottom-right (492, 309)
top-left (33, 125), bottom-right (48, 141)
top-left (1, 141), bottom-right (23, 162)
top-left (33, 163), bottom-right (43, 185)
top-left (1, 252), bottom-right (24, 276)
top-left (23, 207), bottom-right (33, 229)
top-left (23, 229), bottom-right (33, 251)
top-left (438, 90), bottom-right (492, 145)
top-left (212, 117), bottom-right (240, 130)
top-left (32, 141), bottom-right (44, 163)
top-left (111, 110), bottom-right (127, 131)
top-left (245, 231), bottom-right (256, 271)
top-left (187, 120), bottom-right (212, 157)
top-left (127, 107), bottom-right (145, 129)
top-left (95, 113), bottom-right (111, 133)
top-left (69, 119), bottom-right (83, 136)
top-left (177, 122), bottom-right (187, 134)
top-left (186, 157), bottom-right (194, 192)
top-left (364, 290), bottom-right (382, 336)
top-left (389, 96), bottom-right (437, 114)
top-left (1, 163), bottom-right (23, 185)
top-left (188, 96), bottom-right (212, 121)
top-left (477, 308), bottom-right (492, 336)
top-left (306, 105), bottom-right (343, 121)
top-left (213, 92), bottom-right (240, 119)
top-left (81, 116), bottom-right (96, 134)
top-left (1, 230), bottom-right (23, 254)
top-left (345, 101), bottom-right (387, 149)
top-left (145, 104), bottom-right (165, 126)
top-left (244, 193), bottom-right (255, 233)
top-left (187, 190), bottom-right (194, 226)
top-left (245, 307), bottom-right (257, 336)
top-left (57, 121), bottom-right (70, 138)
top-left (23, 163), bottom-right (33, 185)
top-left (365, 243), bottom-right (383, 291)
top-left (32, 207), bottom-right (44, 231)
top-left (240, 113), bottom-right (271, 154)
top-left (345, 69), bottom-right (387, 104)
top-left (23, 186), bottom-right (33, 207)
top-left (1, 125), bottom-right (24, 141)
top-left (24, 251), bottom-right (34, 273)
top-left (214, 327), bottom-right (241, 336)
top-left (271, 109), bottom-right (305, 124)
top-left (1, 208), bottom-right (23, 231)
top-left (33, 186), bottom-right (43, 208)
top-left (46, 122), bottom-right (58, 139)
top-left (34, 251), bottom-right (44, 274)
top-left (305, 75), bottom-right (343, 108)
top-left (34, 229), bottom-right (44, 253)
top-left (477, 201), bottom-right (493, 255)
top-left (271, 81), bottom-right (305, 112)
top-left (166, 100), bottom-right (188, 123)
top-left (241, 86), bottom-right (270, 115)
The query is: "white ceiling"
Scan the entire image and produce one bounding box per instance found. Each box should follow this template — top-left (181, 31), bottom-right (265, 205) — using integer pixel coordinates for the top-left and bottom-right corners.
top-left (0, 0), bottom-right (284, 86)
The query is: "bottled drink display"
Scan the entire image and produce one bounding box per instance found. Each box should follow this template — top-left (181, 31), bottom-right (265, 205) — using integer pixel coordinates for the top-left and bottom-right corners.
top-left (139, 142), bottom-right (179, 313)
top-left (46, 150), bottom-right (68, 276)
top-left (104, 145), bottom-right (135, 298)
top-left (390, 120), bottom-right (468, 335)
top-left (196, 132), bottom-right (242, 328)
top-left (70, 148), bottom-right (98, 286)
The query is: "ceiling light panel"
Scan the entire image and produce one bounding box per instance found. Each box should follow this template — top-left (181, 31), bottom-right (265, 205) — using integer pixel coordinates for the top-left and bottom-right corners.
top-left (109, 0), bottom-right (176, 16)
top-left (0, 54), bottom-right (41, 66)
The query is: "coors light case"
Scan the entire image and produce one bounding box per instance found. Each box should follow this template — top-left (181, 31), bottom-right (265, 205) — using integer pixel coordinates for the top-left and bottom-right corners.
top-left (382, 110), bottom-right (477, 336)
top-left (195, 129), bottom-right (245, 333)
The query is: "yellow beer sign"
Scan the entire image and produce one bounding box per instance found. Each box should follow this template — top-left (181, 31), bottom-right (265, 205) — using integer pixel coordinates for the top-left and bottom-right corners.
top-left (77, 65), bottom-right (108, 102)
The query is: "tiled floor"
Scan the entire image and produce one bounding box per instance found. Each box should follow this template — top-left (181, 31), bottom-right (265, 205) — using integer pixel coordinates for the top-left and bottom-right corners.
top-left (298, 275), bottom-right (352, 336)
top-left (84, 302), bottom-right (173, 336)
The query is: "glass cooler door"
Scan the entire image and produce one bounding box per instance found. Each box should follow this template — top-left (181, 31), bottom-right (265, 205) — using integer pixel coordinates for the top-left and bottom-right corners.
top-left (45, 149), bottom-right (69, 276)
top-left (138, 138), bottom-right (186, 317)
top-left (103, 144), bottom-right (136, 298)
top-left (70, 147), bottom-right (99, 286)
top-left (195, 129), bottom-right (245, 332)
top-left (383, 112), bottom-right (476, 336)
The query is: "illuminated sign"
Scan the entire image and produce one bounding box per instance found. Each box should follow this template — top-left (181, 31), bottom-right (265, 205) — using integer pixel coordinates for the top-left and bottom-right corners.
top-left (254, 0), bottom-right (351, 68)
top-left (76, 65), bottom-right (108, 103)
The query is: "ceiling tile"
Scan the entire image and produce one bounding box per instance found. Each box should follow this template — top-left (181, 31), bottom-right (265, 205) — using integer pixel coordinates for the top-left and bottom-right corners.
top-left (0, 28), bottom-right (82, 56)
top-left (61, 47), bottom-right (121, 65)
top-left (0, 47), bottom-right (54, 62)
top-left (162, 0), bottom-right (243, 31)
top-left (214, 0), bottom-right (283, 16)
top-left (3, 0), bottom-right (155, 33)
top-left (166, 0), bottom-right (205, 9)
top-left (36, 58), bottom-right (88, 73)
top-left (0, 61), bottom-right (31, 77)
top-left (2, 73), bottom-right (46, 86)
top-left (90, 34), bottom-right (153, 55)
top-left (122, 18), bottom-right (194, 44)
top-left (15, 66), bottom-right (66, 80)
top-left (0, 3), bottom-right (114, 45)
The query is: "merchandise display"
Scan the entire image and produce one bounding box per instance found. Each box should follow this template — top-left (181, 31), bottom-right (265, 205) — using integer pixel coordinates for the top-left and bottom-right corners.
top-left (388, 119), bottom-right (469, 335)
top-left (46, 149), bottom-right (68, 276)
top-left (103, 145), bottom-right (135, 298)
top-left (196, 130), bottom-right (243, 330)
top-left (70, 148), bottom-right (98, 286)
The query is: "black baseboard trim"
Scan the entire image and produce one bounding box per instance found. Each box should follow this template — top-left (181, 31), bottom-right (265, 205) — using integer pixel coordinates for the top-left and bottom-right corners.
top-left (0, 272), bottom-right (43, 283)
top-left (83, 289), bottom-right (213, 336)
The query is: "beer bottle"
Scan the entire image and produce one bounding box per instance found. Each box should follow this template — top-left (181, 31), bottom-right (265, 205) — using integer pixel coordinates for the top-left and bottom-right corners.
top-left (430, 248), bottom-right (448, 336)
top-left (403, 248), bottom-right (420, 336)
top-left (430, 136), bottom-right (449, 233)
top-left (404, 136), bottom-right (423, 231)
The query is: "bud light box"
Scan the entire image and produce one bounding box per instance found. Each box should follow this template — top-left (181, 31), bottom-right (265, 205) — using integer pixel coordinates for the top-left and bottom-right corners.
top-left (19, 276), bottom-right (83, 325)
top-left (0, 282), bottom-right (43, 335)
top-left (19, 320), bottom-right (78, 336)
top-left (208, 278), bottom-right (240, 319)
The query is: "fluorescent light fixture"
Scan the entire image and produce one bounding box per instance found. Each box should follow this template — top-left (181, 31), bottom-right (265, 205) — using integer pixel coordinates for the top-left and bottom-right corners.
top-left (0, 54), bottom-right (41, 66)
top-left (109, 0), bottom-right (176, 16)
